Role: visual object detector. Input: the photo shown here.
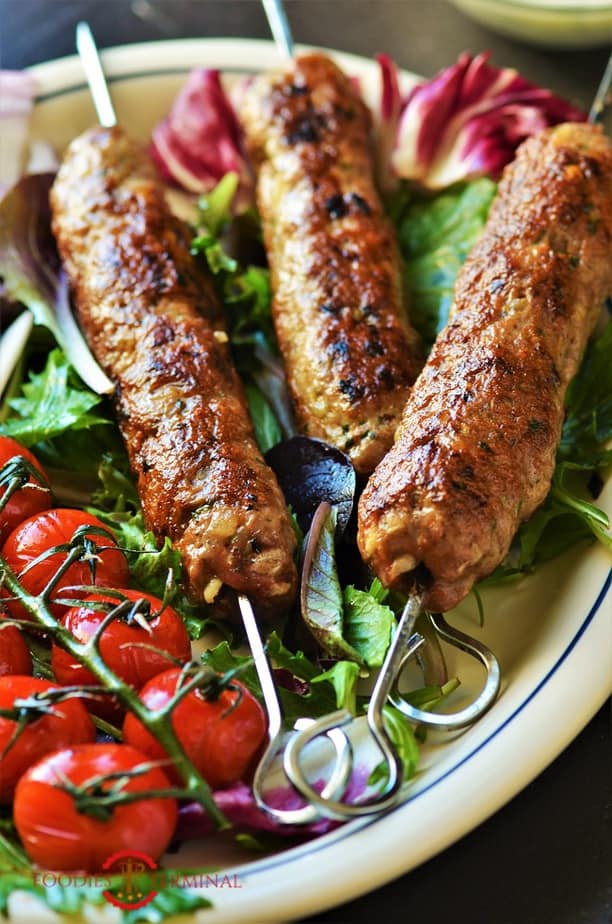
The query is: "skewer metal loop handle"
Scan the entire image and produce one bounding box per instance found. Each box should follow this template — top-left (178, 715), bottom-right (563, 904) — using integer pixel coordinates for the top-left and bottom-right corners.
top-left (389, 612), bottom-right (501, 731)
top-left (239, 594), bottom-right (353, 824)
top-left (284, 597), bottom-right (426, 821)
top-left (253, 717), bottom-right (353, 825)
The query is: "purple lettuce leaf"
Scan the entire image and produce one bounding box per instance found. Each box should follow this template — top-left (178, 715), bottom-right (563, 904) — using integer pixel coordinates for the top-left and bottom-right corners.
top-left (0, 70), bottom-right (36, 196)
top-left (0, 173), bottom-right (113, 394)
top-left (0, 71), bottom-right (59, 198)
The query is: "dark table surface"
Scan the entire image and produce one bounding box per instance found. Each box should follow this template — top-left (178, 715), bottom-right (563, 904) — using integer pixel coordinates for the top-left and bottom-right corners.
top-left (1, 2), bottom-right (611, 922)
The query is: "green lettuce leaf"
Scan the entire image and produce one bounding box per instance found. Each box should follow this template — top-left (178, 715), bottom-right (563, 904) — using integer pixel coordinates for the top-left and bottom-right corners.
top-left (559, 318), bottom-right (612, 464)
top-left (192, 232), bottom-right (238, 275)
top-left (394, 178), bottom-right (496, 344)
top-left (311, 660), bottom-right (361, 714)
top-left (343, 580), bottom-right (395, 668)
top-left (224, 266), bottom-right (274, 351)
top-left (192, 178), bottom-right (276, 376)
top-left (244, 381), bottom-right (282, 453)
top-left (368, 705), bottom-right (419, 787)
top-left (197, 172), bottom-right (240, 235)
top-left (192, 178), bottom-right (295, 433)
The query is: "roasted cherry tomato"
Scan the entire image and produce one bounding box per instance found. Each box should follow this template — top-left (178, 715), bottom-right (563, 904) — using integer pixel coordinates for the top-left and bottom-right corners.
top-left (1, 509), bottom-right (129, 620)
top-left (123, 667), bottom-right (266, 789)
top-left (51, 589), bottom-right (192, 715)
top-left (0, 675), bottom-right (95, 802)
top-left (14, 743), bottom-right (178, 870)
top-left (0, 437), bottom-right (52, 543)
top-left (0, 623), bottom-right (32, 676)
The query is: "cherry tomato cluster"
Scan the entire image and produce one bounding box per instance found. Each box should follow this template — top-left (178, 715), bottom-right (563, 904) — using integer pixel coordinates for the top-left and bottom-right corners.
top-left (0, 436), bottom-right (266, 871)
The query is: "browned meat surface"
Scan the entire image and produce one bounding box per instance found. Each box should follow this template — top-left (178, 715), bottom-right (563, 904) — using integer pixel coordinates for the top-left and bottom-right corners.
top-left (240, 53), bottom-right (422, 476)
top-left (358, 123), bottom-right (612, 612)
top-left (51, 126), bottom-right (297, 615)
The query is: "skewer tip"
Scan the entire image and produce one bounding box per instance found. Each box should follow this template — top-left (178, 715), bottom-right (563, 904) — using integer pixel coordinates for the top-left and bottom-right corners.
top-left (75, 21), bottom-right (118, 128)
top-left (261, 0), bottom-right (295, 60)
top-left (588, 50), bottom-right (612, 125)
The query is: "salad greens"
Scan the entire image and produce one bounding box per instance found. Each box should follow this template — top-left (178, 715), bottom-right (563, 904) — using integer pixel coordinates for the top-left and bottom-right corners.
top-left (301, 503), bottom-right (397, 670)
top-left (558, 319), bottom-right (612, 465)
top-left (0, 348), bottom-right (110, 448)
top-left (368, 706), bottom-right (419, 787)
top-left (190, 184), bottom-right (293, 448)
top-left (244, 381), bottom-right (282, 454)
top-left (191, 193), bottom-right (275, 366)
top-left (343, 580), bottom-right (395, 670)
top-left (392, 177), bottom-right (497, 344)
top-left (201, 630), bottom-right (359, 721)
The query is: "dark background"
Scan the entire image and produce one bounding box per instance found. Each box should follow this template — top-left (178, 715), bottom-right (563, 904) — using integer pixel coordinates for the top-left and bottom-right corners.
top-left (1, 2), bottom-right (610, 922)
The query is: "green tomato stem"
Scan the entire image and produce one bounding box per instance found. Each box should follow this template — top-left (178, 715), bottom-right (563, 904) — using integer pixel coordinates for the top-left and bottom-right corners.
top-left (0, 554), bottom-right (228, 830)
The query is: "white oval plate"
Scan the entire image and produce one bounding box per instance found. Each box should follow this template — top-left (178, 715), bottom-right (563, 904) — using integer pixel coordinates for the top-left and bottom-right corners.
top-left (12, 37), bottom-right (612, 924)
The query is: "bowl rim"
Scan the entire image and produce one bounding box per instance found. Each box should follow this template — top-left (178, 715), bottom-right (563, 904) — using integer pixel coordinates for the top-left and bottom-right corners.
top-left (451, 0), bottom-right (612, 13)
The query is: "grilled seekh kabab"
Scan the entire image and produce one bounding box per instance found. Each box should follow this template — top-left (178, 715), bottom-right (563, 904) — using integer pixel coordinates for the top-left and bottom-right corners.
top-left (51, 125), bottom-right (297, 615)
top-left (240, 53), bottom-right (423, 476)
top-left (358, 122), bottom-right (612, 612)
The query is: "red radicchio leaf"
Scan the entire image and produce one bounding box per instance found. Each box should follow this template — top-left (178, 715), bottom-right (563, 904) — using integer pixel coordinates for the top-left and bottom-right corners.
top-left (273, 668), bottom-right (311, 696)
top-left (150, 69), bottom-right (252, 200)
top-left (375, 53), bottom-right (404, 193)
top-left (383, 52), bottom-right (586, 189)
top-left (177, 767), bottom-right (371, 840)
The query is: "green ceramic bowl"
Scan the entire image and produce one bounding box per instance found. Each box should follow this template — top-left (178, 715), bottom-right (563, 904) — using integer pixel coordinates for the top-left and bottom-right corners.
top-left (449, 0), bottom-right (612, 48)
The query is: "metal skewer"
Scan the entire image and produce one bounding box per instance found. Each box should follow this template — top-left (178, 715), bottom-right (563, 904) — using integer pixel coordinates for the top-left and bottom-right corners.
top-left (588, 50), bottom-right (612, 125)
top-left (76, 22), bottom-right (117, 127)
top-left (238, 594), bottom-right (353, 824)
top-left (261, 0), bottom-right (294, 59)
top-left (283, 591), bottom-right (501, 820)
top-left (284, 596), bottom-right (425, 819)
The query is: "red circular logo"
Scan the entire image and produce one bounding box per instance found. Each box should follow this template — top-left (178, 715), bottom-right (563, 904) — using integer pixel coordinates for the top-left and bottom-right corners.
top-left (102, 850), bottom-right (158, 911)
